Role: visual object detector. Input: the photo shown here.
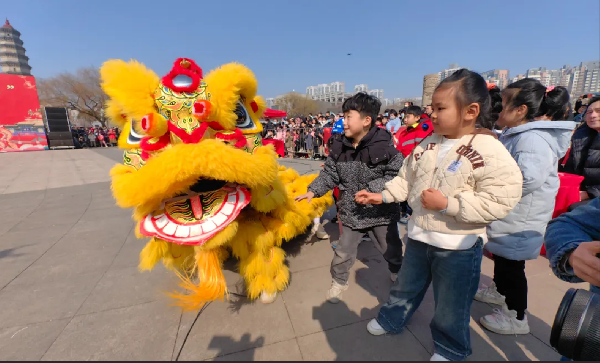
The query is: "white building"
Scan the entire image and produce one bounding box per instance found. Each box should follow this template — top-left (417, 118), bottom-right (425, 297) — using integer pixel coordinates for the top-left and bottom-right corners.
top-left (439, 63), bottom-right (462, 82)
top-left (369, 89), bottom-right (384, 99)
top-left (354, 84), bottom-right (368, 93)
top-left (306, 81), bottom-right (346, 105)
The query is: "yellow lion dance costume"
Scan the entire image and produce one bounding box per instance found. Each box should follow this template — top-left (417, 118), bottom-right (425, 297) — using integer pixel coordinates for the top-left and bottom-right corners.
top-left (101, 58), bottom-right (332, 309)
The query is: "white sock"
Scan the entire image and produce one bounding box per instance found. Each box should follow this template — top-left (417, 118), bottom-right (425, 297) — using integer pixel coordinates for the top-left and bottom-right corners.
top-left (314, 217), bottom-right (321, 224)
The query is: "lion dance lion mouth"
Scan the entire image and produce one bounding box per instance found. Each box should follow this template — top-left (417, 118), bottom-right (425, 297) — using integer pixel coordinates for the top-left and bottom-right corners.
top-left (101, 58), bottom-right (332, 310)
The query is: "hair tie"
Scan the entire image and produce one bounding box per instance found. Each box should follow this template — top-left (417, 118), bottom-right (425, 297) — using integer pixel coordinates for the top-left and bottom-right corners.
top-left (486, 82), bottom-right (497, 90)
top-left (546, 86), bottom-right (555, 93)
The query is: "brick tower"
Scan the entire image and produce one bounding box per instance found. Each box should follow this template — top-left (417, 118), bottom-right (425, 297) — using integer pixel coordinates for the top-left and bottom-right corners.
top-left (0, 19), bottom-right (32, 75)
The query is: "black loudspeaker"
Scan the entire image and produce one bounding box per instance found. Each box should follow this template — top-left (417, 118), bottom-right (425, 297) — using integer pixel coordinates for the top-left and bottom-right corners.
top-left (44, 107), bottom-right (71, 133)
top-left (44, 108), bottom-right (74, 148)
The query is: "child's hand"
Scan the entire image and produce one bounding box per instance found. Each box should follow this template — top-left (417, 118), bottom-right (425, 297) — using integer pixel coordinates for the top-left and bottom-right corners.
top-left (355, 190), bottom-right (383, 205)
top-left (295, 191), bottom-right (315, 203)
top-left (421, 188), bottom-right (448, 210)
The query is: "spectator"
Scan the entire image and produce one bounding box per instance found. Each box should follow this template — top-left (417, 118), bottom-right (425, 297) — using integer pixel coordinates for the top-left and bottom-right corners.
top-left (108, 128), bottom-right (117, 146)
top-left (477, 81), bottom-right (574, 335)
top-left (88, 130), bottom-right (97, 147)
top-left (562, 96), bottom-right (600, 205)
top-left (98, 132), bottom-right (107, 147)
top-left (381, 115), bottom-right (389, 127)
top-left (545, 197), bottom-right (600, 293)
top-left (393, 105), bottom-right (434, 225)
top-left (574, 104), bottom-right (588, 123)
top-left (356, 69), bottom-right (523, 361)
top-left (331, 114), bottom-right (344, 134)
top-left (425, 104), bottom-right (433, 117)
top-left (386, 109), bottom-right (401, 133)
top-left (297, 92), bottom-right (404, 305)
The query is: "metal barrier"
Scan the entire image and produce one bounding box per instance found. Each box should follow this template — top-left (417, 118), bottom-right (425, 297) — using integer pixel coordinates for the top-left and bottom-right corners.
top-left (262, 126), bottom-right (331, 159)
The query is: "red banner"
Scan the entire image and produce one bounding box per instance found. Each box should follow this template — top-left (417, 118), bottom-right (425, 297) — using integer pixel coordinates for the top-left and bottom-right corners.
top-left (0, 74), bottom-right (48, 152)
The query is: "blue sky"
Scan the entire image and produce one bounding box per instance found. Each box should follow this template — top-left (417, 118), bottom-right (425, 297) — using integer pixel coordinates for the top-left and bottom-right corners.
top-left (3, 0), bottom-right (599, 99)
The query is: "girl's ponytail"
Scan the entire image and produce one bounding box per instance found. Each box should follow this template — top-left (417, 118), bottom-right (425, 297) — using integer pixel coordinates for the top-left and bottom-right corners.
top-left (540, 86), bottom-right (570, 120)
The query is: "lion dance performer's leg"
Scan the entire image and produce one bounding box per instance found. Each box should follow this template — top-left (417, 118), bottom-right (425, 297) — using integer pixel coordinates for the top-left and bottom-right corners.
top-left (230, 215), bottom-right (289, 304)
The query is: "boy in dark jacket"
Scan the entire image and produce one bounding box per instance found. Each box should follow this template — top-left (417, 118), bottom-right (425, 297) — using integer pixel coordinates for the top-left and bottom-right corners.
top-left (296, 92), bottom-right (404, 303)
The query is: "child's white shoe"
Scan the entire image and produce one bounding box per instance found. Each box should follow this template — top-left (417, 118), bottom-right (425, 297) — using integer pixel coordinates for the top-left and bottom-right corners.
top-left (480, 305), bottom-right (530, 335)
top-left (367, 319), bottom-right (388, 336)
top-left (474, 282), bottom-right (506, 306)
top-left (430, 353), bottom-right (449, 361)
top-left (326, 280), bottom-right (348, 304)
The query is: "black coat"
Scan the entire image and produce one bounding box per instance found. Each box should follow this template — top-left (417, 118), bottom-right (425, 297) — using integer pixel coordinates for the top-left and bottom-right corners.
top-left (564, 124), bottom-right (600, 198)
top-left (308, 127), bottom-right (403, 229)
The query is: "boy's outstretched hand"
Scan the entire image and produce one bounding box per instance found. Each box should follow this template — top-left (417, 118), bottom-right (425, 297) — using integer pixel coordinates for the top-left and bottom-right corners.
top-left (355, 190), bottom-right (383, 205)
top-left (421, 188), bottom-right (448, 210)
top-left (295, 191), bottom-right (315, 203)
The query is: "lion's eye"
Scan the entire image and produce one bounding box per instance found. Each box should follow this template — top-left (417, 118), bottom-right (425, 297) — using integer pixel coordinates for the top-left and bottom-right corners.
top-left (234, 101), bottom-right (252, 129)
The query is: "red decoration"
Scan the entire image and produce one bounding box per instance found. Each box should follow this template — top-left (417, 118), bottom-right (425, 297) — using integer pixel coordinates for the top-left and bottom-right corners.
top-left (168, 121), bottom-right (209, 144)
top-left (0, 74), bottom-right (48, 153)
top-left (141, 115), bottom-right (150, 132)
top-left (250, 101), bottom-right (258, 113)
top-left (215, 128), bottom-right (246, 149)
top-left (192, 100), bottom-right (212, 120)
top-left (162, 58), bottom-right (203, 93)
top-left (140, 132), bottom-right (171, 153)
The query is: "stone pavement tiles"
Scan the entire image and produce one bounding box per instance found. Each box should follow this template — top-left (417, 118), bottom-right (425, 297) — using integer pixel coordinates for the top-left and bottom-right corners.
top-left (0, 149), bottom-right (581, 360)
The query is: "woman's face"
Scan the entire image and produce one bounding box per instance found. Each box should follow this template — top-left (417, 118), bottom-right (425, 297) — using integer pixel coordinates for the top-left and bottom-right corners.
top-left (586, 101), bottom-right (600, 131)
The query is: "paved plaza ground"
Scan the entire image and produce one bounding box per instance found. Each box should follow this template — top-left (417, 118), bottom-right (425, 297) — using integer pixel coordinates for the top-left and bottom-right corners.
top-left (0, 148), bottom-right (585, 361)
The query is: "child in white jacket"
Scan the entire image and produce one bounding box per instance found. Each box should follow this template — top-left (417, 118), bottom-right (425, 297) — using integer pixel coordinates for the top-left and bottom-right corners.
top-left (355, 69), bottom-right (523, 361)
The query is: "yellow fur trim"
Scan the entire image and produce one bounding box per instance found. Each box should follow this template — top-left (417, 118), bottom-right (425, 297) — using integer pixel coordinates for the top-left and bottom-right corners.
top-left (200, 220), bottom-right (239, 251)
top-left (249, 179), bottom-right (286, 213)
top-left (139, 238), bottom-right (169, 271)
top-left (204, 63), bottom-right (258, 130)
top-left (242, 247), bottom-right (288, 299)
top-left (168, 248), bottom-right (228, 311)
top-left (111, 141), bottom-right (279, 209)
top-left (161, 243), bottom-right (196, 272)
top-left (100, 59), bottom-right (160, 120)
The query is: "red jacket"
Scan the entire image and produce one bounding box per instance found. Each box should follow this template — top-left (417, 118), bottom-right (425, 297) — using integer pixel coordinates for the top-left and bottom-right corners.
top-left (394, 118), bottom-right (434, 157)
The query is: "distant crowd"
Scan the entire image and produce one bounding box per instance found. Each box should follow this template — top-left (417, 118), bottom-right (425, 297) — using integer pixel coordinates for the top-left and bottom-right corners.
top-left (72, 126), bottom-right (120, 148)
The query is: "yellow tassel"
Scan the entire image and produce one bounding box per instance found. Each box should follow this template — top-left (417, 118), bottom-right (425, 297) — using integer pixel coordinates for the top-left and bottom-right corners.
top-left (168, 248), bottom-right (228, 311)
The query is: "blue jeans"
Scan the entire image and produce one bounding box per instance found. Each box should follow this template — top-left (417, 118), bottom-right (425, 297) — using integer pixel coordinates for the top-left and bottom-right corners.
top-left (376, 237), bottom-right (483, 361)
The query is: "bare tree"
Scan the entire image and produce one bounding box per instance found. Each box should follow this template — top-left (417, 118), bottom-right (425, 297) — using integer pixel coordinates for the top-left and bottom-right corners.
top-left (37, 67), bottom-right (107, 127)
top-left (275, 92), bottom-right (320, 117)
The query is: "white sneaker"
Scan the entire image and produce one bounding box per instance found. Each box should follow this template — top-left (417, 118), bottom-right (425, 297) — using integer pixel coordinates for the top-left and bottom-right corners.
top-left (315, 223), bottom-right (329, 239)
top-left (260, 291), bottom-right (278, 304)
top-left (474, 282), bottom-right (506, 305)
top-left (390, 273), bottom-right (398, 283)
top-left (480, 305), bottom-right (530, 335)
top-left (326, 280), bottom-right (348, 304)
top-left (430, 353), bottom-right (449, 361)
top-left (367, 319), bottom-right (388, 336)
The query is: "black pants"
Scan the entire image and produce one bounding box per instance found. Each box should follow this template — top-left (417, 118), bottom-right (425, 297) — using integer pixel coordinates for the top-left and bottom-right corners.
top-left (493, 255), bottom-right (527, 320)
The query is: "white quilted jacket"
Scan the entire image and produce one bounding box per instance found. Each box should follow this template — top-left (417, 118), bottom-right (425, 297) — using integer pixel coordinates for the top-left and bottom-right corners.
top-left (382, 132), bottom-right (523, 235)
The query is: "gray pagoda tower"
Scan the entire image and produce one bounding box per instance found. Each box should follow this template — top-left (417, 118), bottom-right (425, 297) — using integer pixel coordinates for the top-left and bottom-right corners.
top-left (0, 19), bottom-right (32, 76)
